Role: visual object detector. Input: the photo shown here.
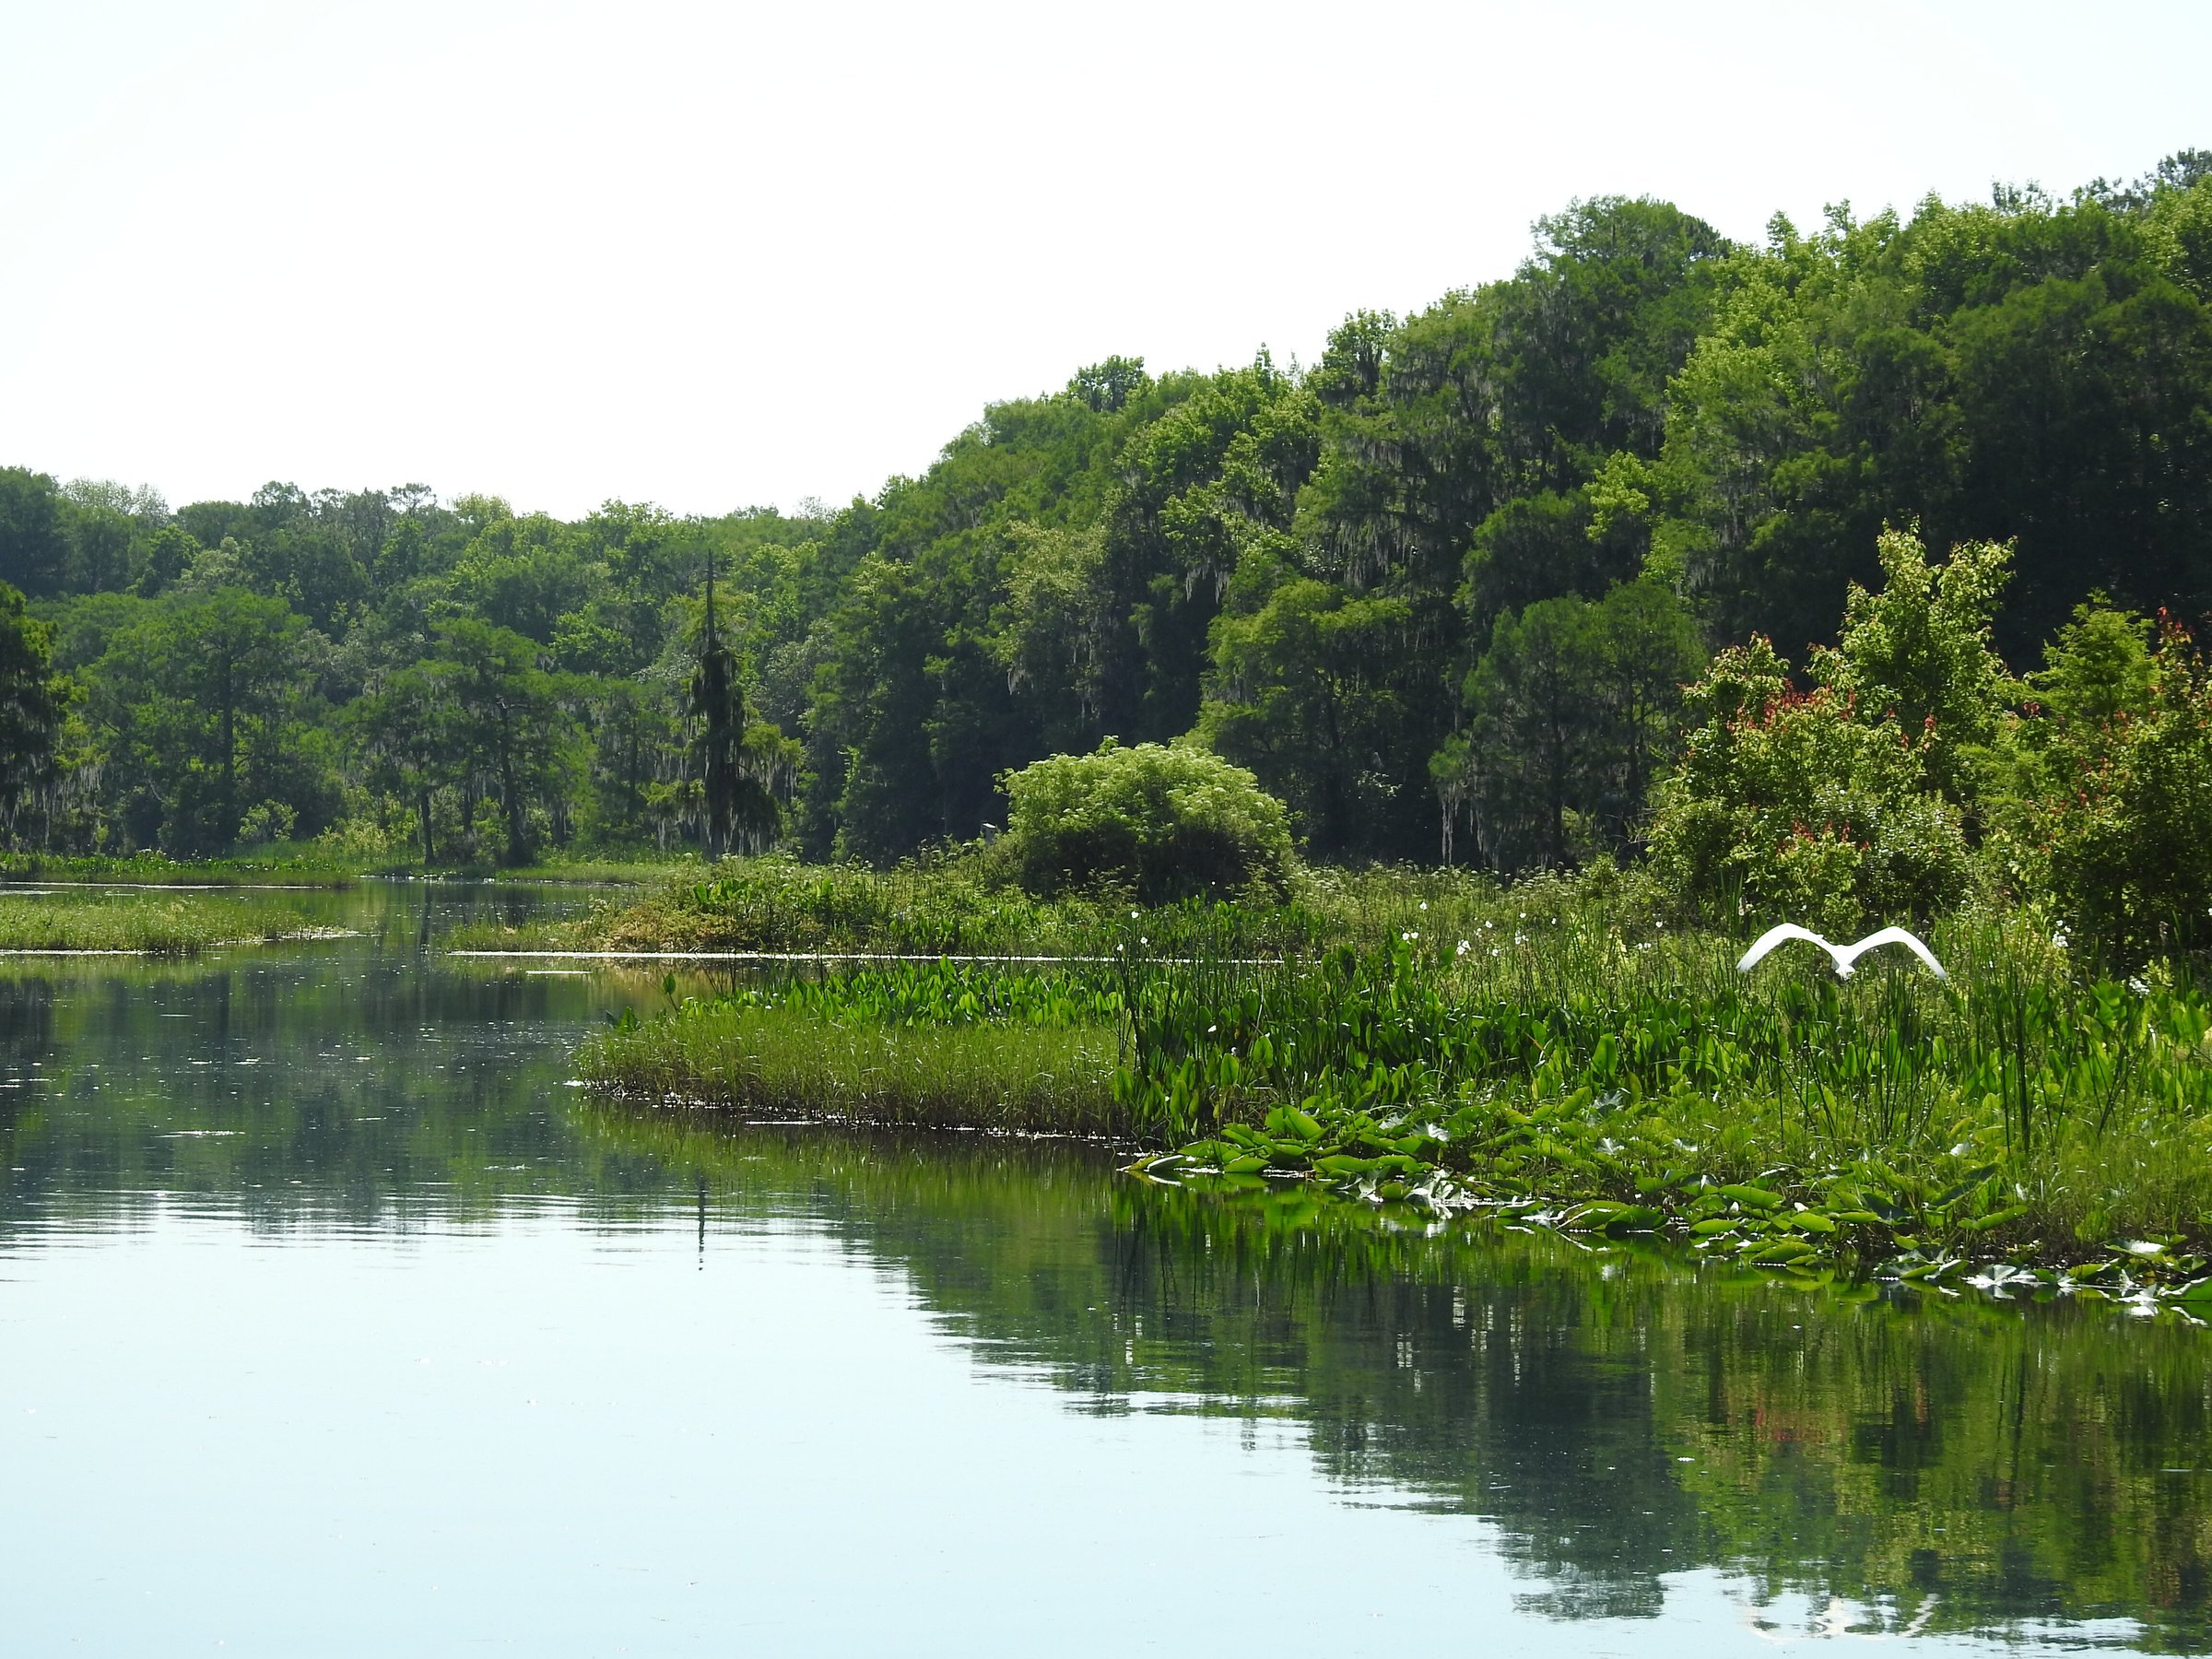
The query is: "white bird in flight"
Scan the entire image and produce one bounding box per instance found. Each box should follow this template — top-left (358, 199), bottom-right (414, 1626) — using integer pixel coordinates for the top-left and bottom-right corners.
top-left (1735, 924), bottom-right (1947, 980)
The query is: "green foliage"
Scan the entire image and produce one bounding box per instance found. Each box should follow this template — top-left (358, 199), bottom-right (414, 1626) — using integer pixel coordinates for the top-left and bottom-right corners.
top-left (2027, 599), bottom-right (2156, 725)
top-left (1001, 739), bottom-right (1291, 902)
top-left (1647, 636), bottom-right (1971, 934)
top-left (350, 660), bottom-right (448, 863)
top-left (614, 852), bottom-right (1089, 956)
top-left (712, 959), bottom-right (1124, 1029)
top-left (2018, 616), bottom-right (2212, 962)
top-left (580, 997), bottom-right (1120, 1131)
top-left (1127, 919), bottom-right (2212, 1268)
top-left (1196, 571), bottom-right (1408, 853)
top-left (1660, 182), bottom-right (2212, 659)
top-left (429, 619), bottom-right (575, 865)
top-left (687, 576), bottom-right (777, 858)
top-left (0, 887), bottom-right (322, 952)
top-left (0, 467), bottom-right (67, 596)
top-left (134, 525), bottom-right (199, 597)
top-left (1809, 525), bottom-right (2015, 800)
top-left (88, 588), bottom-right (325, 855)
top-left (1440, 576), bottom-right (1703, 870)
top-left (449, 510), bottom-right (596, 642)
top-left (2143, 169), bottom-right (2212, 298)
top-left (0, 582), bottom-right (71, 842)
top-left (556, 850), bottom-right (1548, 964)
top-left (1646, 529), bottom-right (2014, 931)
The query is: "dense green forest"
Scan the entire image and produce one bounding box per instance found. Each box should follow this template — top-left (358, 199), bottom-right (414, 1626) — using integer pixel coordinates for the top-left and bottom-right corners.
top-left (1, 152), bottom-right (2208, 870)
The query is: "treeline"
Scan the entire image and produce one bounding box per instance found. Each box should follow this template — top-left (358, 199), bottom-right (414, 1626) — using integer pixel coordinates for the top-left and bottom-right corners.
top-left (0, 484), bottom-right (808, 859)
top-left (0, 151), bottom-right (2207, 867)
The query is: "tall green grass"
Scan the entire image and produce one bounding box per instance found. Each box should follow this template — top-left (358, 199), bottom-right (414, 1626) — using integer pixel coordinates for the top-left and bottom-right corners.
top-left (0, 848), bottom-right (701, 889)
top-left (582, 891), bottom-right (2212, 1282)
top-left (580, 998), bottom-right (1121, 1132)
top-left (0, 888), bottom-right (332, 953)
top-left (528, 850), bottom-right (1636, 959)
top-left (1123, 914), bottom-right (2212, 1282)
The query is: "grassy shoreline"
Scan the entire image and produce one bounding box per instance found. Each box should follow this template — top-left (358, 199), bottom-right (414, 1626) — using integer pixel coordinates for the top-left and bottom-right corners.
top-left (583, 1006), bottom-right (1123, 1133)
top-left (0, 850), bottom-right (701, 888)
top-left (449, 852), bottom-right (1593, 957)
top-left (0, 888), bottom-right (335, 954)
top-left (573, 868), bottom-right (2212, 1308)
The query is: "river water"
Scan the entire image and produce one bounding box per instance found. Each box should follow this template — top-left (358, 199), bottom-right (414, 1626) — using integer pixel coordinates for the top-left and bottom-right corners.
top-left (1, 883), bottom-right (2206, 1654)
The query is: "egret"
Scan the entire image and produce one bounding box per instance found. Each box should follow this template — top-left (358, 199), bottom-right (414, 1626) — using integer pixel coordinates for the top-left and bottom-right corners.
top-left (1735, 924), bottom-right (1947, 980)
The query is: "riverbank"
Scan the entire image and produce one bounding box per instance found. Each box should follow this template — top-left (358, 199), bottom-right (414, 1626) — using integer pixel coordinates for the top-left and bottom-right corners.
top-left (576, 897), bottom-right (2212, 1303)
top-left (455, 850), bottom-right (1636, 957)
top-left (0, 850), bottom-right (700, 888)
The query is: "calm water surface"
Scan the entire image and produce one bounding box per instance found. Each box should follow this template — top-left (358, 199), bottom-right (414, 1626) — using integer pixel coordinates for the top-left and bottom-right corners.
top-left (0, 883), bottom-right (2206, 1654)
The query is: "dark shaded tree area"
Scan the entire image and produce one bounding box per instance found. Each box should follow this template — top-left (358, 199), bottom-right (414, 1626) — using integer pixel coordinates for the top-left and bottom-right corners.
top-left (1, 157), bottom-right (2207, 868)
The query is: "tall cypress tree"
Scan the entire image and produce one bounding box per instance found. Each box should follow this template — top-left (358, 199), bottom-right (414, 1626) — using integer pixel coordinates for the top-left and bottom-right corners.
top-left (689, 553), bottom-right (746, 860)
top-left (0, 580), bottom-right (68, 844)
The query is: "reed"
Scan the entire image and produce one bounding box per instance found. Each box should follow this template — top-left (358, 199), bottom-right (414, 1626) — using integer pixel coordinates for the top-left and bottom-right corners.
top-left (0, 888), bottom-right (330, 954)
top-left (581, 994), bottom-right (1123, 1132)
top-left (550, 851), bottom-right (1649, 959)
top-left (577, 866), bottom-right (2212, 1286)
top-left (1124, 914), bottom-right (2212, 1285)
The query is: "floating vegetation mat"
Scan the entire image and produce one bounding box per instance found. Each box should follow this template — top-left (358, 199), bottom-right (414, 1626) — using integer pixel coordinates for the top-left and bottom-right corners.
top-left (1130, 1127), bottom-right (2212, 1319)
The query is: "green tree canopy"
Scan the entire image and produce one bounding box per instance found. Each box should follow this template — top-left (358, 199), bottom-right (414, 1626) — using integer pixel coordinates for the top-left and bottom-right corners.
top-left (429, 618), bottom-right (575, 865)
top-left (88, 589), bottom-right (323, 853)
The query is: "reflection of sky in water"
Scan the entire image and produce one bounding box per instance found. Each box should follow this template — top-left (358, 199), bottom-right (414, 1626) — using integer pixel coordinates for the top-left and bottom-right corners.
top-left (0, 1207), bottom-right (2147, 1657)
top-left (0, 885), bottom-right (2197, 1653)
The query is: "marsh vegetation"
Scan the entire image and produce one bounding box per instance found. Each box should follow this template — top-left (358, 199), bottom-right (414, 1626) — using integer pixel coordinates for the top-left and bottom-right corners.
top-left (578, 867), bottom-right (2212, 1297)
top-left (0, 885), bottom-right (329, 953)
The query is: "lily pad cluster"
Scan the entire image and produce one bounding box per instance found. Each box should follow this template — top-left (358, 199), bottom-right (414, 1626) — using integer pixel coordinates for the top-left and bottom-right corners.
top-left (1130, 1091), bottom-right (2212, 1316)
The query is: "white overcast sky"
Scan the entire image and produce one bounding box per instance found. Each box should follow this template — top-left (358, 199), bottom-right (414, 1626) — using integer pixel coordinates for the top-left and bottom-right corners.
top-left (2, 0), bottom-right (2206, 520)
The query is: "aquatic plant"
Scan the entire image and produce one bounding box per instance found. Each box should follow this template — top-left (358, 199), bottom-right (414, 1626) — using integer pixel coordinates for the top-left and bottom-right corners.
top-left (0, 887), bottom-right (329, 954)
top-left (578, 864), bottom-right (2212, 1285)
top-left (704, 958), bottom-right (1124, 1029)
top-left (583, 958), bottom-right (1126, 1127)
top-left (1123, 920), bottom-right (2212, 1286)
top-left (528, 848), bottom-right (1650, 960)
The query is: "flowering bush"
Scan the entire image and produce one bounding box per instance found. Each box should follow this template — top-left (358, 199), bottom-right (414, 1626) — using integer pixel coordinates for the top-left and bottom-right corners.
top-left (1646, 637), bottom-right (1971, 933)
top-left (1648, 528), bottom-right (2011, 933)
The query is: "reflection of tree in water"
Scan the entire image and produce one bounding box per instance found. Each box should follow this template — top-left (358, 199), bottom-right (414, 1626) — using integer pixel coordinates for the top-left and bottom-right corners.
top-left (0, 887), bottom-right (667, 1236)
top-left (610, 1122), bottom-right (2212, 1650)
top-left (0, 971), bottom-right (55, 1066)
top-left (1092, 1191), bottom-right (1704, 1620)
top-left (0, 972), bottom-right (58, 1194)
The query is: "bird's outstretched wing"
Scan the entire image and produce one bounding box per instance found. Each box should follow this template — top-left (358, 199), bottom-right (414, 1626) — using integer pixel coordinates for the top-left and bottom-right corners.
top-left (1736, 924), bottom-right (1835, 973)
top-left (1841, 926), bottom-right (1947, 979)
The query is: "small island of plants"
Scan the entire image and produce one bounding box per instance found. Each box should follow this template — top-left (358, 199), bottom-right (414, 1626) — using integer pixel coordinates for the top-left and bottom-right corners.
top-left (0, 885), bottom-right (331, 955)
